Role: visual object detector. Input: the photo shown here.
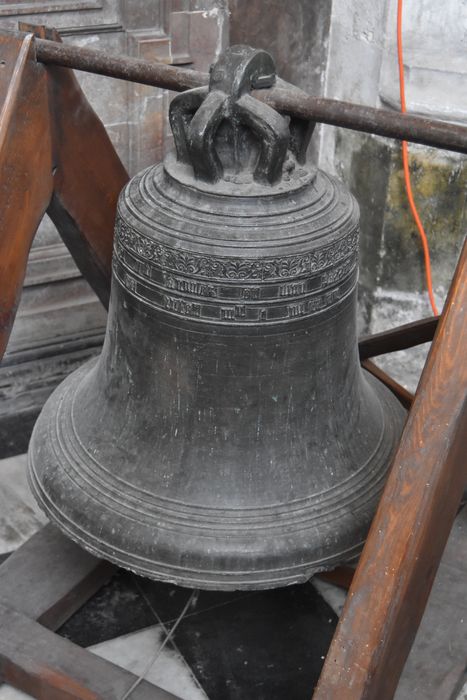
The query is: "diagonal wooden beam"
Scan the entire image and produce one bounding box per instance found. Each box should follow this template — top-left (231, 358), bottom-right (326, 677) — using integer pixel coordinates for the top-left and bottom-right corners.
top-left (0, 27), bottom-right (128, 362)
top-left (0, 32), bottom-right (53, 359)
top-left (358, 316), bottom-right (439, 361)
top-left (21, 24), bottom-right (129, 309)
top-left (0, 528), bottom-right (184, 699)
top-left (0, 524), bottom-right (114, 630)
top-left (0, 603), bottom-right (181, 700)
top-left (314, 240), bottom-right (467, 699)
top-left (362, 359), bottom-right (414, 410)
top-left (396, 506), bottom-right (467, 699)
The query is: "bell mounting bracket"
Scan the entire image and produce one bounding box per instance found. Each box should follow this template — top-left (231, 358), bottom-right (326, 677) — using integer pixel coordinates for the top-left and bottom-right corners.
top-left (169, 45), bottom-right (313, 185)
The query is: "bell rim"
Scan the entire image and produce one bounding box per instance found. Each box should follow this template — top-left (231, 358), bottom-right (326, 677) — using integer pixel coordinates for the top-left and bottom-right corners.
top-left (27, 358), bottom-right (405, 591)
top-left (25, 476), bottom-right (366, 591)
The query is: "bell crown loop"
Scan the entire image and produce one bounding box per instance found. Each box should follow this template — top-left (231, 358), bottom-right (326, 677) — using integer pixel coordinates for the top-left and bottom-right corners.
top-left (169, 45), bottom-right (314, 185)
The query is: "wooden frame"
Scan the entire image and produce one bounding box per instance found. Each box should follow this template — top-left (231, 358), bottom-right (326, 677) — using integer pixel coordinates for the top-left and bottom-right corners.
top-left (0, 26), bottom-right (465, 700)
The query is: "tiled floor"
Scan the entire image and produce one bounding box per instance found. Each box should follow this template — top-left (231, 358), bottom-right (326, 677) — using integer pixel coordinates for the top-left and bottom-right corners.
top-left (0, 624), bottom-right (208, 700)
top-left (0, 454), bottom-right (46, 554)
top-left (91, 626), bottom-right (209, 699)
top-left (0, 453), bottom-right (466, 699)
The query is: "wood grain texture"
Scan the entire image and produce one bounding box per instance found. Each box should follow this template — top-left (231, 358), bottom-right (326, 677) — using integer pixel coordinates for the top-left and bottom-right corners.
top-left (362, 359), bottom-right (414, 410)
top-left (0, 32), bottom-right (53, 358)
top-left (316, 566), bottom-right (355, 591)
top-left (0, 26), bottom-right (128, 362)
top-left (0, 524), bottom-right (114, 629)
top-left (314, 240), bottom-right (467, 699)
top-left (358, 316), bottom-right (439, 360)
top-left (0, 604), bottom-right (181, 700)
top-left (21, 24), bottom-right (129, 309)
top-left (395, 507), bottom-right (467, 700)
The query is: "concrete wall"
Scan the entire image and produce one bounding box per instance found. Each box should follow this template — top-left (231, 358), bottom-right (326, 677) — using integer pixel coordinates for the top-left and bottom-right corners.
top-left (319, 0), bottom-right (466, 388)
top-left (231, 0), bottom-right (465, 389)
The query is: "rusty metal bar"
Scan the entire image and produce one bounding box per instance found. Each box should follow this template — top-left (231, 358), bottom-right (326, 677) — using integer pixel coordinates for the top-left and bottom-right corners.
top-left (34, 37), bottom-right (467, 155)
top-left (35, 36), bottom-right (208, 92)
top-left (258, 89), bottom-right (467, 155)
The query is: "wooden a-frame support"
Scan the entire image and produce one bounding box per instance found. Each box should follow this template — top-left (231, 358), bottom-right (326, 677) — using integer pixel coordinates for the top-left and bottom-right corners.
top-left (0, 26), bottom-right (465, 700)
top-left (0, 25), bottom-right (128, 359)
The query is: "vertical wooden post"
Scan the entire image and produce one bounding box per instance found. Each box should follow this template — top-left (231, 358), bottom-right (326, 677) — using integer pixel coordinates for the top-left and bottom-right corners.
top-left (314, 241), bottom-right (467, 699)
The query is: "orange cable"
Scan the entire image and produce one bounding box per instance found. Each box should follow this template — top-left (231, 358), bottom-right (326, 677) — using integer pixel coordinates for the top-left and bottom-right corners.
top-left (397, 0), bottom-right (439, 315)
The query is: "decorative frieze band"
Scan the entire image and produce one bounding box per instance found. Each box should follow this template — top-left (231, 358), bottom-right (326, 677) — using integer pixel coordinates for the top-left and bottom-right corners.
top-left (115, 217), bottom-right (359, 282)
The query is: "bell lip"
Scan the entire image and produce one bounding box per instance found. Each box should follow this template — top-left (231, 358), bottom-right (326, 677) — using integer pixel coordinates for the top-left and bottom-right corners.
top-left (26, 485), bottom-right (365, 592)
top-left (28, 436), bottom-right (365, 591)
top-left (27, 359), bottom-right (406, 591)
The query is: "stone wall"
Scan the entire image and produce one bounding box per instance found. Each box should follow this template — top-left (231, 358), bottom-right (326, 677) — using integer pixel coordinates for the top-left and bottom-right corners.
top-left (323, 0), bottom-right (466, 388)
top-left (231, 0), bottom-right (466, 390)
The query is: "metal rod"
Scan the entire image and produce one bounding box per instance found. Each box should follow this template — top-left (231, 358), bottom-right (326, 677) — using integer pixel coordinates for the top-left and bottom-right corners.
top-left (35, 38), bottom-right (467, 155)
top-left (258, 89), bottom-right (467, 155)
top-left (35, 38), bottom-right (208, 91)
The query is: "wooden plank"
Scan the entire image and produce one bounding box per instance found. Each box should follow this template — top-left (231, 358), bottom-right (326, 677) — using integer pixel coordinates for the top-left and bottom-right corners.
top-left (396, 507), bottom-right (467, 699)
top-left (362, 359), bottom-right (414, 410)
top-left (20, 24), bottom-right (129, 310)
top-left (316, 566), bottom-right (355, 591)
top-left (0, 524), bottom-right (115, 630)
top-left (0, 32), bottom-right (53, 359)
top-left (0, 25), bottom-right (128, 362)
top-left (359, 316), bottom-right (439, 360)
top-left (0, 603), bottom-right (181, 700)
top-left (314, 239), bottom-right (467, 699)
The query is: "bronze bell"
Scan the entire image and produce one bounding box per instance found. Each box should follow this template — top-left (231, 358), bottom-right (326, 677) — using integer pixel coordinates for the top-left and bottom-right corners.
top-left (28, 46), bottom-right (406, 590)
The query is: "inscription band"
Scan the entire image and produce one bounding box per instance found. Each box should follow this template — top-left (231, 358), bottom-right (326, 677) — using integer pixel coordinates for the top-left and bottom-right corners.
top-left (113, 257), bottom-right (357, 325)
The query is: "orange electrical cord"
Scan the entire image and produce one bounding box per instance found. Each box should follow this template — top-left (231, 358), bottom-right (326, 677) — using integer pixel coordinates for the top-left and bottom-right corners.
top-left (397, 0), bottom-right (439, 315)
